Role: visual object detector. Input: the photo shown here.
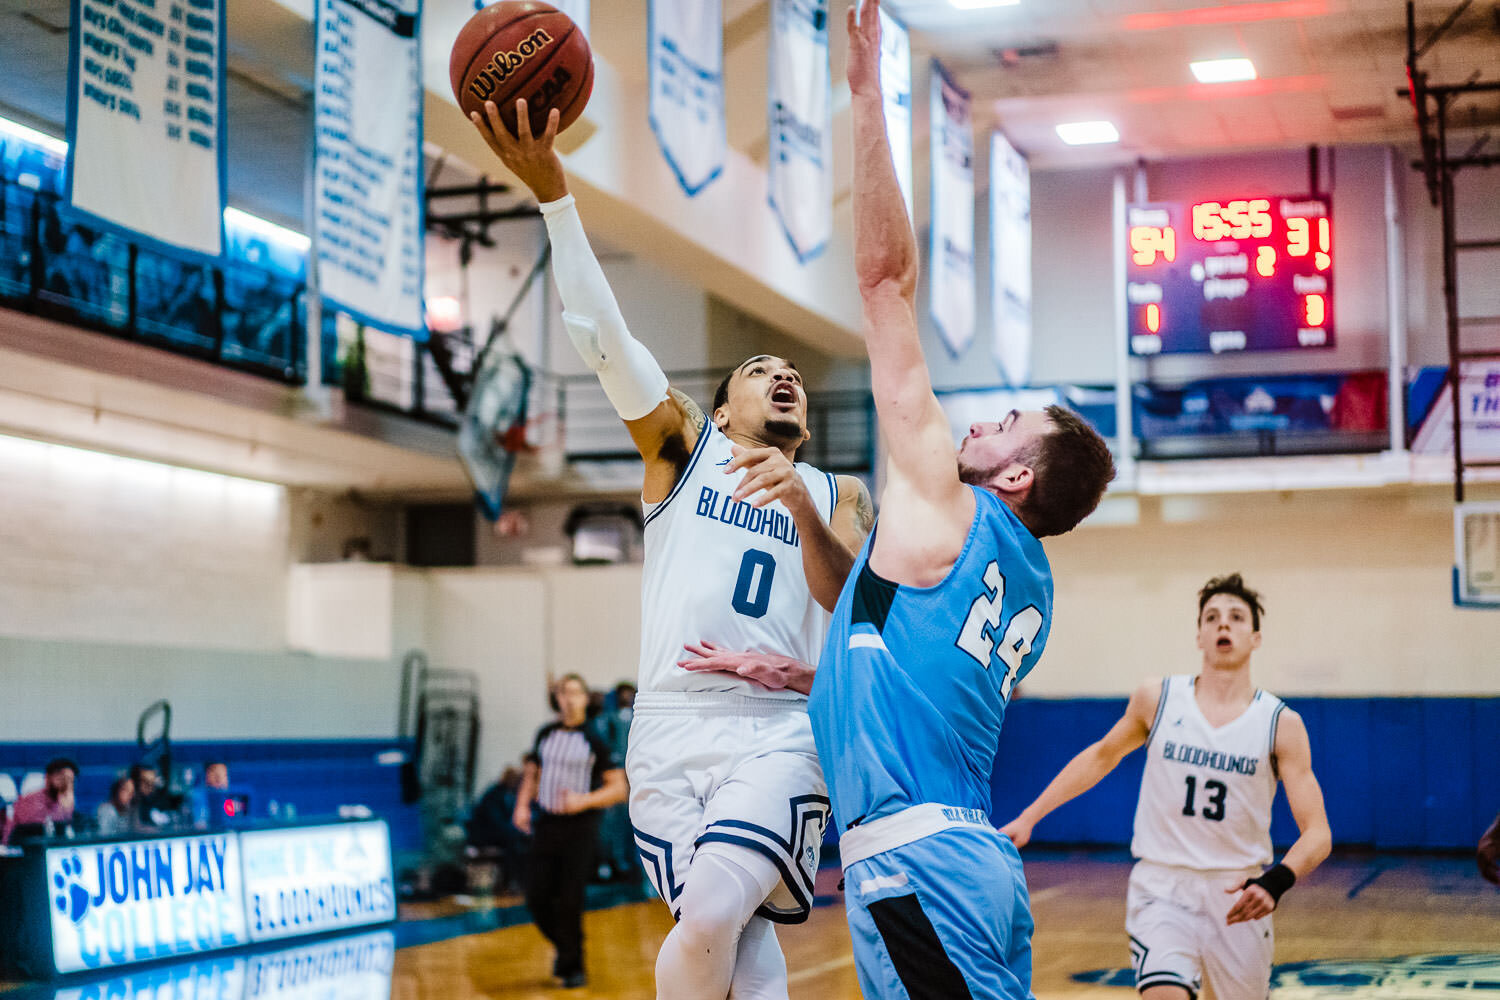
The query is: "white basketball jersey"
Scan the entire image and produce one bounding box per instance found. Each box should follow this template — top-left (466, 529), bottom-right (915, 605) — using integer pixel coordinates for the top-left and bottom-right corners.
top-left (638, 424), bottom-right (838, 697)
top-left (1131, 676), bottom-right (1286, 870)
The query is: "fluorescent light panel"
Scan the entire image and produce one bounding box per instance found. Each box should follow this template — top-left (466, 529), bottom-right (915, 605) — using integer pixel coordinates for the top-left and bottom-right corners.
top-left (0, 117), bottom-right (66, 155)
top-left (223, 206), bottom-right (310, 252)
top-left (1190, 58), bottom-right (1257, 83)
top-left (1056, 120), bottom-right (1119, 145)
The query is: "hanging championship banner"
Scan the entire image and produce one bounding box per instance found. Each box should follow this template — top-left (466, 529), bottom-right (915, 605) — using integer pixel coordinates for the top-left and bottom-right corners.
top-left (929, 61), bottom-right (974, 356)
top-left (314, 0), bottom-right (426, 337)
top-left (767, 0), bottom-right (832, 262)
top-left (649, 0), bottom-right (725, 196)
top-left (991, 130), bottom-right (1032, 386)
top-left (65, 0), bottom-right (227, 258)
top-left (878, 7), bottom-right (913, 219)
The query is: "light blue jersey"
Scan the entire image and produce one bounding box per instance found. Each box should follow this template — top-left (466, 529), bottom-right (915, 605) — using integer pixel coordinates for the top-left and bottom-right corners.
top-left (808, 485), bottom-right (1053, 1000)
top-left (809, 485), bottom-right (1053, 832)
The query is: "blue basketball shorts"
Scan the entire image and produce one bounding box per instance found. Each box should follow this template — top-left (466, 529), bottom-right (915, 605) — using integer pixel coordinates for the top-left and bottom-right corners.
top-left (841, 813), bottom-right (1035, 1000)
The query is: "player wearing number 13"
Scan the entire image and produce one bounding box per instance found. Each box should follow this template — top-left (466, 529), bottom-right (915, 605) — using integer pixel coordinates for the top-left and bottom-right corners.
top-left (807, 3), bottom-right (1116, 998)
top-left (1001, 574), bottom-right (1332, 1000)
top-left (468, 96), bottom-right (872, 999)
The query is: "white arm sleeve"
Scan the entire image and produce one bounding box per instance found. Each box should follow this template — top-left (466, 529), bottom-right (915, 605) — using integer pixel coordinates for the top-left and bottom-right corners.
top-left (539, 194), bottom-right (670, 421)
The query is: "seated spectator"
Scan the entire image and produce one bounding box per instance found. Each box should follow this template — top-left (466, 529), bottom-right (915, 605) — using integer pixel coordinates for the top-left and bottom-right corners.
top-left (468, 764), bottom-right (528, 894)
top-left (129, 763), bottom-right (173, 831)
top-left (2, 758), bottom-right (77, 843)
top-left (205, 760), bottom-right (230, 791)
top-left (95, 776), bottom-right (135, 836)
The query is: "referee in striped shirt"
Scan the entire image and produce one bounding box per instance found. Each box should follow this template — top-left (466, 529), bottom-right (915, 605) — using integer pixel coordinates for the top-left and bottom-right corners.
top-left (514, 673), bottom-right (628, 989)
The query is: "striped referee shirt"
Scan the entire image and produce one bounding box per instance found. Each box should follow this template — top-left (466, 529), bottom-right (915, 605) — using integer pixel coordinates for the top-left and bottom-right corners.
top-left (530, 722), bottom-right (619, 815)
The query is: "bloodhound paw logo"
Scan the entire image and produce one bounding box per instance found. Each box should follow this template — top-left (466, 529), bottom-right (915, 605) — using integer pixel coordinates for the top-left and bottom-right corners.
top-left (53, 854), bottom-right (91, 924)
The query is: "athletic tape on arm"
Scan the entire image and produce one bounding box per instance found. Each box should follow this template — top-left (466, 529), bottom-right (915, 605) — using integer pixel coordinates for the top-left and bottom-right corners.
top-left (540, 195), bottom-right (669, 421)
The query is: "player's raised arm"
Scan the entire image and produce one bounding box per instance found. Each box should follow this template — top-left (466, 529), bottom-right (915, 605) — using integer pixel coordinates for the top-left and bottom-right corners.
top-left (847, 0), bottom-right (973, 571)
top-left (1000, 679), bottom-right (1161, 848)
top-left (470, 99), bottom-right (702, 501)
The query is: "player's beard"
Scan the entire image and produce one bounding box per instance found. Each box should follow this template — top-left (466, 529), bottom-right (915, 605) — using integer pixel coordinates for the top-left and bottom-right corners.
top-left (762, 415), bottom-right (805, 446)
top-left (957, 455), bottom-right (1002, 487)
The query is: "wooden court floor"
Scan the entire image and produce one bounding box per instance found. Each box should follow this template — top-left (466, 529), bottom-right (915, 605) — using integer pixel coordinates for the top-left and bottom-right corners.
top-left (391, 851), bottom-right (1500, 999)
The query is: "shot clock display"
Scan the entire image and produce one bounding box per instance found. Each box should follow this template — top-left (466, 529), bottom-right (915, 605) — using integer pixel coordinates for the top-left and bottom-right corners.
top-left (1126, 195), bottom-right (1333, 355)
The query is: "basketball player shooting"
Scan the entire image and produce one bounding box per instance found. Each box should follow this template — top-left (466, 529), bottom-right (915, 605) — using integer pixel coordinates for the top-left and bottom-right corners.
top-left (468, 98), bottom-right (873, 1000)
top-left (1001, 574), bottom-right (1333, 1000)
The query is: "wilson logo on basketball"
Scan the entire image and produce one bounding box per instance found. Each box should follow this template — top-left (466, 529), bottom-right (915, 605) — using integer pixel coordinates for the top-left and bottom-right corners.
top-left (467, 28), bottom-right (554, 100)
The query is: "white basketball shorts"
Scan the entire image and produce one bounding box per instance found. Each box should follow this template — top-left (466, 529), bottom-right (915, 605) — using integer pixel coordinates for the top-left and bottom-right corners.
top-left (627, 692), bottom-right (831, 923)
top-left (1125, 860), bottom-right (1274, 999)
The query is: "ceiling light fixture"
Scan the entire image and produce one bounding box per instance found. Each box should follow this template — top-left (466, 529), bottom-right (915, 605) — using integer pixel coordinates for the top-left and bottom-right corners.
top-left (1056, 120), bottom-right (1120, 145)
top-left (0, 115), bottom-right (66, 156)
top-left (949, 0), bottom-right (1020, 8)
top-left (1190, 58), bottom-right (1258, 83)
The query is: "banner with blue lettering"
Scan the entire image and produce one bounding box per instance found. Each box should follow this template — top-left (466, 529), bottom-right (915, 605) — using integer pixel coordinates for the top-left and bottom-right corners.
top-left (45, 833), bottom-right (247, 974)
top-left (649, 0), bottom-right (725, 196)
top-left (240, 821), bottom-right (395, 942)
top-left (990, 130), bottom-right (1032, 387)
top-left (65, 0), bottom-right (227, 258)
top-left (878, 7), bottom-right (913, 219)
top-left (929, 61), bottom-right (974, 357)
top-left (767, 0), bottom-right (831, 262)
top-left (314, 0), bottom-right (426, 337)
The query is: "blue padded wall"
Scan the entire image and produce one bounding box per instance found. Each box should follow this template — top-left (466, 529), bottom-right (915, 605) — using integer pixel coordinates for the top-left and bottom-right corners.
top-left (990, 697), bottom-right (1499, 851)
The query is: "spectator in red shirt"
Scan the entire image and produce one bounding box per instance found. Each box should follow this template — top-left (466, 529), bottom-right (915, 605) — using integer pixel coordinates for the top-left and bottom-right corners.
top-left (3, 758), bottom-right (77, 843)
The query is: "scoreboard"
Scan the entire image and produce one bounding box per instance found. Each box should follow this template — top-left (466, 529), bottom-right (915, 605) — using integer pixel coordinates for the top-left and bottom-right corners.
top-left (1126, 195), bottom-right (1333, 356)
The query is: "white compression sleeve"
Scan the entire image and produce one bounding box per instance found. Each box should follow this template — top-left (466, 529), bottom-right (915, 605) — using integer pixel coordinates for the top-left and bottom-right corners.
top-left (539, 194), bottom-right (670, 421)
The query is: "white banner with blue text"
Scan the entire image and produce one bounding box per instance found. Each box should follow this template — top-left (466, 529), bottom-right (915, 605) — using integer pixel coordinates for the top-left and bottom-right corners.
top-left (878, 7), bottom-right (913, 219)
top-left (990, 130), bottom-right (1032, 387)
top-left (649, 0), bottom-right (726, 196)
top-left (65, 0), bottom-right (226, 258)
top-left (241, 820), bottom-right (396, 942)
top-left (314, 0), bottom-right (426, 337)
top-left (929, 61), bottom-right (974, 357)
top-left (46, 833), bottom-right (247, 974)
top-left (768, 0), bottom-right (832, 262)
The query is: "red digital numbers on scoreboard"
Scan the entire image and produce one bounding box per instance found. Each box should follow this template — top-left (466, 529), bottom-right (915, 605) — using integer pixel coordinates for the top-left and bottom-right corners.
top-left (1126, 194), bottom-right (1334, 354)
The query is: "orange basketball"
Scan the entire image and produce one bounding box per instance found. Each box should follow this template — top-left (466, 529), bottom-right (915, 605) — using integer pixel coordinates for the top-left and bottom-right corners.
top-left (449, 2), bottom-right (594, 139)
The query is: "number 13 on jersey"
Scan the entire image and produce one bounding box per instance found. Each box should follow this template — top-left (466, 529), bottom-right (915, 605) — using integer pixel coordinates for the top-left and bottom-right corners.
top-left (955, 561), bottom-right (1043, 699)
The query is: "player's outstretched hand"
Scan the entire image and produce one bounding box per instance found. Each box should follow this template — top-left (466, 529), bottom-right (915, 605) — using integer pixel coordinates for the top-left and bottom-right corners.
top-left (999, 817), bottom-right (1033, 849)
top-left (1479, 812), bottom-right (1500, 885)
top-left (1224, 882), bottom-right (1275, 925)
top-left (727, 444), bottom-right (814, 513)
top-left (678, 641), bottom-right (816, 695)
top-left (847, 0), bottom-right (883, 99)
top-left (470, 97), bottom-right (569, 203)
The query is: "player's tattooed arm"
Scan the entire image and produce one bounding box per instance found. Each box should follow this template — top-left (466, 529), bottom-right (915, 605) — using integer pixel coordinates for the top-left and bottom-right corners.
top-left (830, 475), bottom-right (874, 555)
top-left (634, 387), bottom-right (708, 501)
top-left (670, 387), bottom-right (707, 437)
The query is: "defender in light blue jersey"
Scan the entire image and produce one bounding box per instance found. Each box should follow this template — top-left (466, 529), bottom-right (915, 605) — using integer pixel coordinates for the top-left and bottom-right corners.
top-left (810, 4), bottom-right (1117, 996)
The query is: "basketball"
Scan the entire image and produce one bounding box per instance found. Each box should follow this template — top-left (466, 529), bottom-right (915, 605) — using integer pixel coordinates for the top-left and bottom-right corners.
top-left (449, 1), bottom-right (594, 139)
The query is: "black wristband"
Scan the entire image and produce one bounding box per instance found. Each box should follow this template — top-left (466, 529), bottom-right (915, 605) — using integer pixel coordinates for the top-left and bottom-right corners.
top-left (1242, 862), bottom-right (1296, 904)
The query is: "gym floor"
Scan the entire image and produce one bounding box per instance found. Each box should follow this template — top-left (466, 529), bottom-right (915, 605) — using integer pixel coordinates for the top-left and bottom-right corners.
top-left (394, 849), bottom-right (1500, 999)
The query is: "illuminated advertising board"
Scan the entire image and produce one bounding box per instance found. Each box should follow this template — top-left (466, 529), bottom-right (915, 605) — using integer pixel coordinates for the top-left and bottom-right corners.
top-left (240, 822), bottom-right (395, 943)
